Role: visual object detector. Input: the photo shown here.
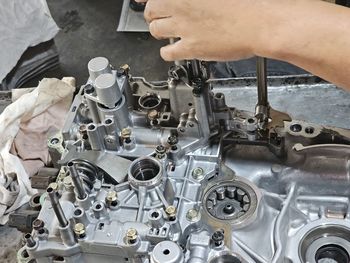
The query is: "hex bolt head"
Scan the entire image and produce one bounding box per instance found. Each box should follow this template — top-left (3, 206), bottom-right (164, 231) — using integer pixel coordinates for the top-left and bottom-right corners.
top-left (167, 135), bottom-right (178, 146)
top-left (121, 128), bottom-right (132, 138)
top-left (74, 223), bottom-right (86, 238)
top-left (148, 110), bottom-right (159, 120)
top-left (165, 206), bottom-right (177, 221)
top-left (106, 190), bottom-right (118, 206)
top-left (63, 176), bottom-right (73, 191)
top-left (186, 209), bottom-right (200, 222)
top-left (126, 228), bottom-right (138, 244)
top-left (155, 145), bottom-right (166, 159)
top-left (32, 219), bottom-right (44, 231)
top-left (48, 182), bottom-right (59, 191)
top-left (192, 167), bottom-right (204, 180)
top-left (121, 128), bottom-right (132, 144)
top-left (212, 230), bottom-right (225, 246)
top-left (117, 64), bottom-right (130, 77)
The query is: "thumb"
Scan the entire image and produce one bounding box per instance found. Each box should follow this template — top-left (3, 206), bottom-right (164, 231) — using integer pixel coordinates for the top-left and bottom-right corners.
top-left (160, 40), bottom-right (192, 61)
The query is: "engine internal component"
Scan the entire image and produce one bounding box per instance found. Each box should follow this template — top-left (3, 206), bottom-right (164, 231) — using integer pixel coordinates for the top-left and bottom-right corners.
top-left (17, 57), bottom-right (350, 263)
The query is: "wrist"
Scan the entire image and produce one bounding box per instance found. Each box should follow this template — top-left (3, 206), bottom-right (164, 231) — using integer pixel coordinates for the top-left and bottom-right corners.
top-left (251, 0), bottom-right (299, 60)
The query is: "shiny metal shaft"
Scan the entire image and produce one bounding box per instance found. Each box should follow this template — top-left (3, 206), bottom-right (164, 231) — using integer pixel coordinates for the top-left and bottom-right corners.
top-left (257, 57), bottom-right (268, 107)
top-left (68, 162), bottom-right (87, 200)
top-left (47, 188), bottom-right (68, 227)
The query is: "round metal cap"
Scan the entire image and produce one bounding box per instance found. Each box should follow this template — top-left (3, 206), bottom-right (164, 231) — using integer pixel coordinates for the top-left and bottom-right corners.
top-left (88, 57), bottom-right (111, 81)
top-left (95, 73), bottom-right (122, 108)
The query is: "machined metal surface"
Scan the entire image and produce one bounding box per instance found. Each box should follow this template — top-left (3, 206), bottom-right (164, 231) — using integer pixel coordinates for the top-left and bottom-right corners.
top-left (17, 57), bottom-right (350, 263)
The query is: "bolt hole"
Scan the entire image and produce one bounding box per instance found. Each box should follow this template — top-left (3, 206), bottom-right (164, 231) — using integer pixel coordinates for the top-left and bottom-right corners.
top-left (163, 249), bottom-right (170, 255)
top-left (84, 85), bottom-right (95, 94)
top-left (50, 138), bottom-right (59, 145)
top-left (305, 126), bottom-right (315, 134)
top-left (38, 229), bottom-right (45, 235)
top-left (247, 118), bottom-right (255, 124)
top-left (88, 124), bottom-right (96, 130)
top-left (151, 211), bottom-right (160, 219)
top-left (215, 93), bottom-right (224, 99)
top-left (290, 124), bottom-right (302, 133)
top-left (105, 119), bottom-right (113, 125)
top-left (98, 223), bottom-right (104, 230)
top-left (74, 208), bottom-right (83, 216)
top-left (53, 256), bottom-right (65, 261)
top-left (151, 119), bottom-right (159, 126)
top-left (32, 195), bottom-right (40, 204)
top-left (21, 250), bottom-right (29, 258)
top-left (188, 103), bottom-right (193, 107)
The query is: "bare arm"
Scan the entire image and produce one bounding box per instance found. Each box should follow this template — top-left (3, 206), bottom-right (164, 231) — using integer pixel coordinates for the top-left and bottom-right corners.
top-left (140, 0), bottom-right (350, 91)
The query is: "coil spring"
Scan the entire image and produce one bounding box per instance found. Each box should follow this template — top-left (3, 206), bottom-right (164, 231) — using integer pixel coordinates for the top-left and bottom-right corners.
top-left (70, 159), bottom-right (99, 191)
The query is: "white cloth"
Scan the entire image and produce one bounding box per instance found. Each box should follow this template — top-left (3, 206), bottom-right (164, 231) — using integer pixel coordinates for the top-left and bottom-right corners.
top-left (0, 78), bottom-right (75, 224)
top-left (0, 0), bottom-right (59, 82)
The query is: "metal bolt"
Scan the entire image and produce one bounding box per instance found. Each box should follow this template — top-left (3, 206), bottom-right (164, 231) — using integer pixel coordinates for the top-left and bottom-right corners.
top-left (121, 128), bottom-right (132, 138)
top-left (63, 176), bottom-right (73, 191)
top-left (167, 135), bottom-right (178, 151)
top-left (126, 228), bottom-right (138, 244)
top-left (271, 164), bottom-right (283, 175)
top-left (165, 206), bottom-right (177, 221)
top-left (121, 128), bottom-right (132, 144)
top-left (167, 135), bottom-right (178, 146)
top-left (155, 145), bottom-right (166, 159)
top-left (74, 223), bottom-right (86, 238)
top-left (212, 230), bottom-right (225, 246)
top-left (32, 219), bottom-right (44, 231)
top-left (24, 233), bottom-right (36, 248)
top-left (192, 167), bottom-right (204, 179)
top-left (48, 182), bottom-right (59, 191)
top-left (148, 110), bottom-right (159, 120)
top-left (79, 124), bottom-right (87, 136)
top-left (106, 190), bottom-right (118, 206)
top-left (186, 209), bottom-right (200, 222)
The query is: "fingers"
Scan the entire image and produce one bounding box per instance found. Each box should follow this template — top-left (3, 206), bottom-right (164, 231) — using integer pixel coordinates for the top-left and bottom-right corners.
top-left (150, 18), bottom-right (178, 39)
top-left (160, 40), bottom-right (193, 61)
top-left (144, 0), bottom-right (172, 23)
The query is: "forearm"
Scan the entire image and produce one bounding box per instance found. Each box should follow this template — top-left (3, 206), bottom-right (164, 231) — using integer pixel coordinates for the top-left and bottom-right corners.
top-left (257, 0), bottom-right (350, 90)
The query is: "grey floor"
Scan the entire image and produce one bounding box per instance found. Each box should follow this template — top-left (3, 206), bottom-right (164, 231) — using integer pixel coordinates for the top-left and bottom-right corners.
top-left (28, 0), bottom-right (171, 88)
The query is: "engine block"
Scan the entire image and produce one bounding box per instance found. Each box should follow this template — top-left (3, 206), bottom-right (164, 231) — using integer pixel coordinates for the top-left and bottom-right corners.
top-left (18, 57), bottom-right (350, 263)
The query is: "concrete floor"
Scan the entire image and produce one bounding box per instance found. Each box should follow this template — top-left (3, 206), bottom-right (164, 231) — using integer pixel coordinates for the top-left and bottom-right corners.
top-left (28, 0), bottom-right (171, 87)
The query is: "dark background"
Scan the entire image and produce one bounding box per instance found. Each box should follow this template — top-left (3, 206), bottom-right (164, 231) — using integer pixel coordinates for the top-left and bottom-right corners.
top-left (35, 0), bottom-right (171, 87)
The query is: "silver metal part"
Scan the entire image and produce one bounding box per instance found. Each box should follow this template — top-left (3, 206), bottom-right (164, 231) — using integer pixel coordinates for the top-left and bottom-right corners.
top-left (19, 57), bottom-right (350, 263)
top-left (95, 73), bottom-right (123, 108)
top-left (88, 57), bottom-right (112, 81)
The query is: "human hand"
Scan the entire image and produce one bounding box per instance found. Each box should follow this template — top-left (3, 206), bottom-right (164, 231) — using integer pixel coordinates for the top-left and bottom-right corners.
top-left (136, 0), bottom-right (269, 61)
